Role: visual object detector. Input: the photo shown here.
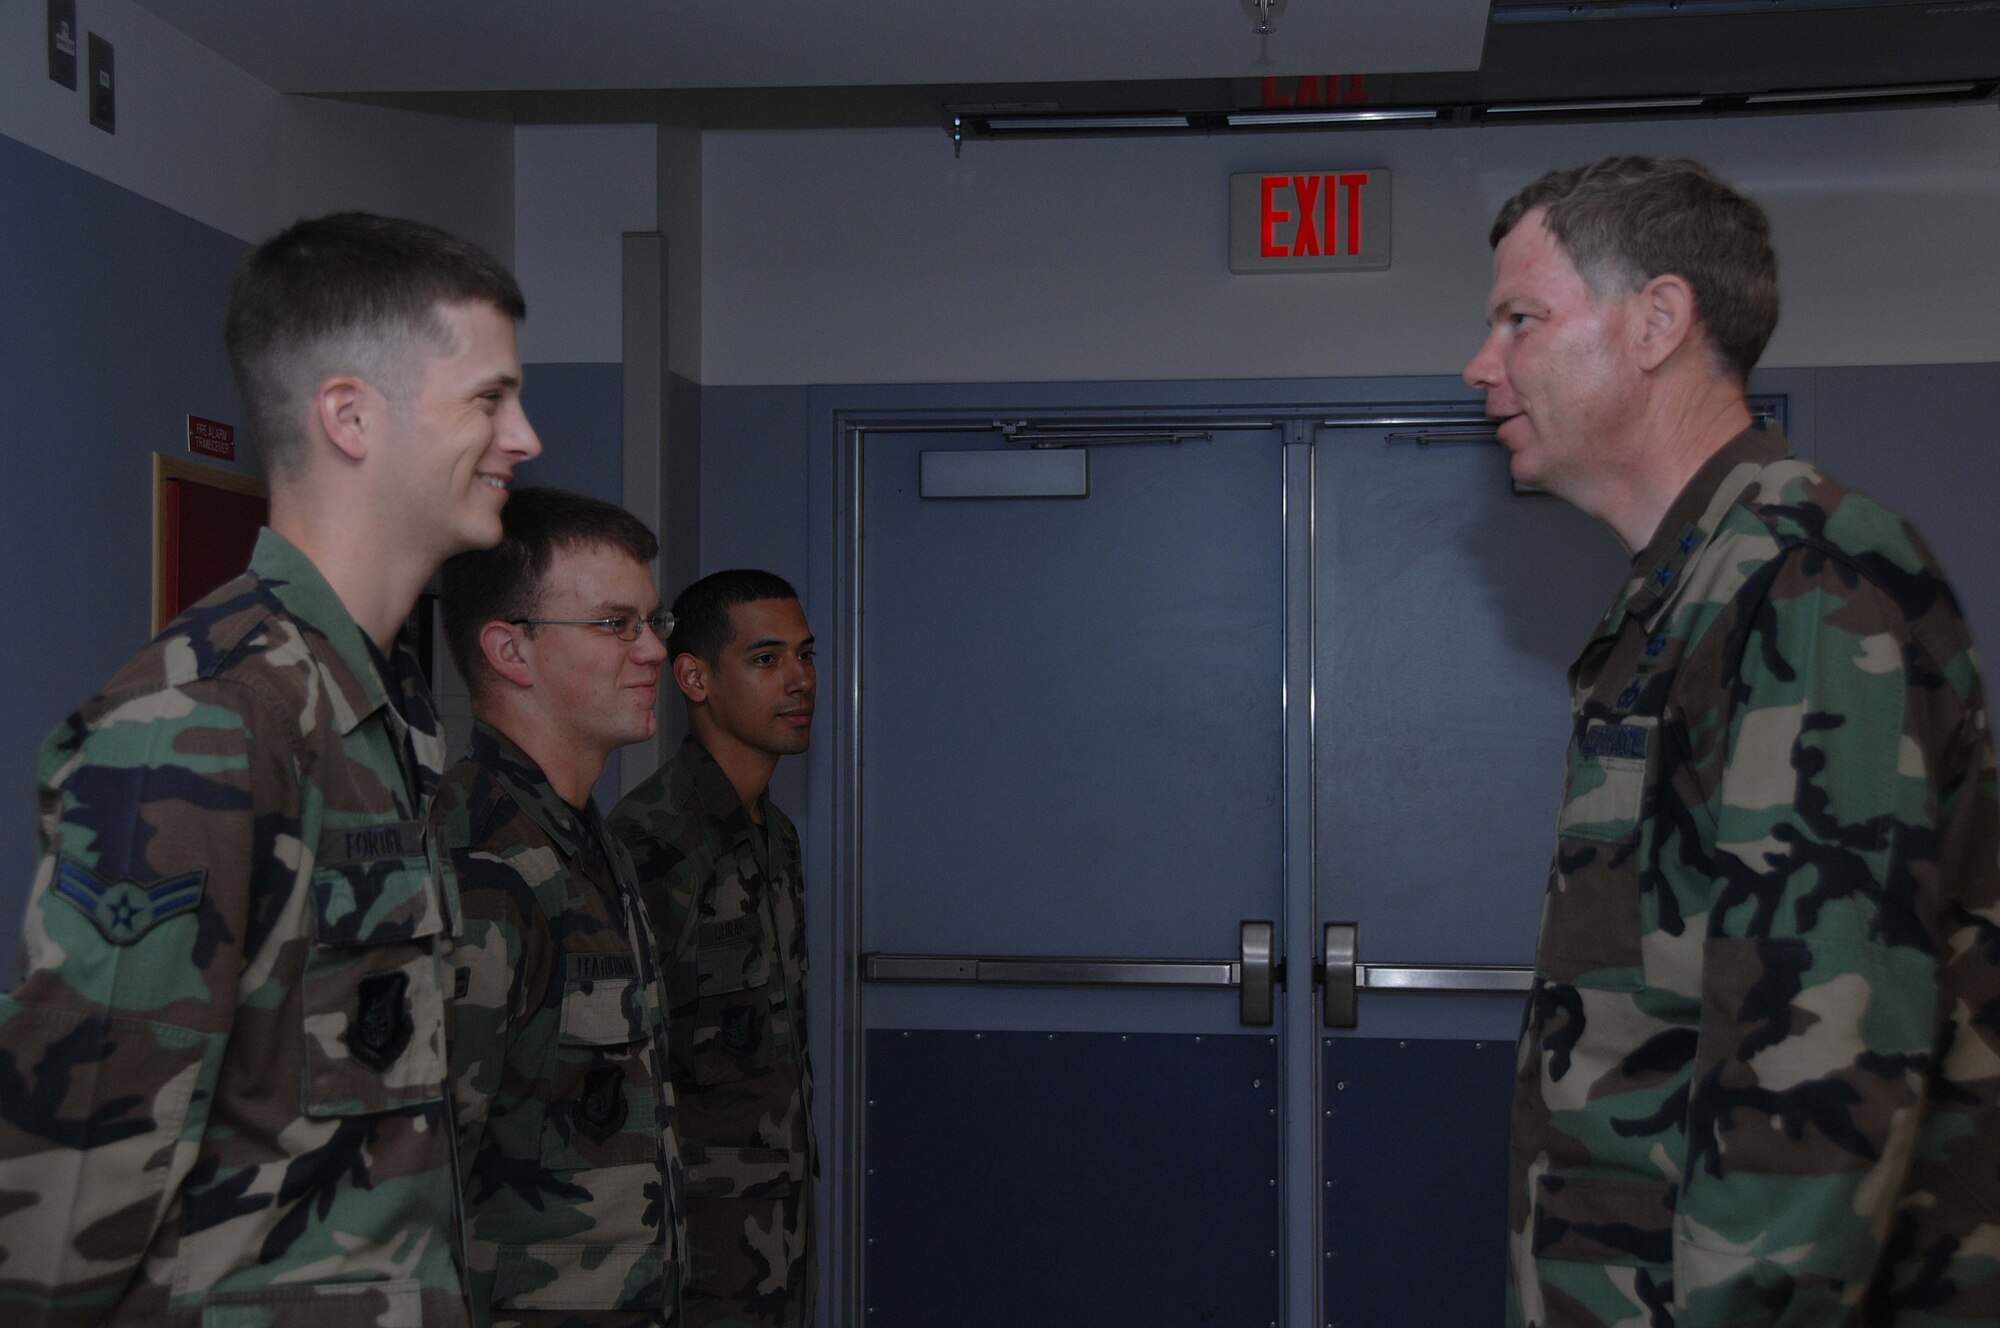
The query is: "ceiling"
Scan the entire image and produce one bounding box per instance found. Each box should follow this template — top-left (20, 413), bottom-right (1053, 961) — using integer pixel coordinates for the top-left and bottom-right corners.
top-left (132, 0), bottom-right (2000, 130)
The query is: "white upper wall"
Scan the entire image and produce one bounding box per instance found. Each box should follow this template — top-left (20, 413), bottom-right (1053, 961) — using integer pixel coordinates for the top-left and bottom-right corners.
top-left (513, 123), bottom-right (658, 364)
top-left (2, 0), bottom-right (513, 254)
top-left (700, 105), bottom-right (2000, 385)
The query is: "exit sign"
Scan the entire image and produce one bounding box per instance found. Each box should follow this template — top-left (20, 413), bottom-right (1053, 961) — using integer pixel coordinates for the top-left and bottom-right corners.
top-left (1229, 169), bottom-right (1392, 273)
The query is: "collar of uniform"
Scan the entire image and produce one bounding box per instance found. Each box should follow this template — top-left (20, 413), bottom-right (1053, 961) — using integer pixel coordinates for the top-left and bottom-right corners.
top-left (466, 720), bottom-right (599, 859)
top-left (677, 735), bottom-right (764, 852)
top-left (1621, 420), bottom-right (1791, 628)
top-left (251, 528), bottom-right (400, 737)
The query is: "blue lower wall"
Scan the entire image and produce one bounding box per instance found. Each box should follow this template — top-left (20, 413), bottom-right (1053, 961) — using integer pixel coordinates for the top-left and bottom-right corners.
top-left (0, 133), bottom-right (251, 970)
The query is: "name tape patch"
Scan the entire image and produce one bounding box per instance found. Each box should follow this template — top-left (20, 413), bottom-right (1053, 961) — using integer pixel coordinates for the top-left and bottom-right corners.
top-left (695, 915), bottom-right (757, 948)
top-left (568, 953), bottom-right (639, 983)
top-left (1580, 722), bottom-right (1650, 762)
top-left (317, 820), bottom-right (426, 868)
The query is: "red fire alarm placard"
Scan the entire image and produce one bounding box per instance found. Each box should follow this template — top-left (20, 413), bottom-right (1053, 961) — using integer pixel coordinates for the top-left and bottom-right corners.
top-left (187, 414), bottom-right (236, 461)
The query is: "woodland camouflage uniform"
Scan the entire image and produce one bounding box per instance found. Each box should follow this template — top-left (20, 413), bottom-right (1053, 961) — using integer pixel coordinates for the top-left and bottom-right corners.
top-left (437, 721), bottom-right (686, 1326)
top-left (611, 738), bottom-right (816, 1328)
top-left (0, 529), bottom-right (468, 1327)
top-left (1512, 424), bottom-right (2000, 1327)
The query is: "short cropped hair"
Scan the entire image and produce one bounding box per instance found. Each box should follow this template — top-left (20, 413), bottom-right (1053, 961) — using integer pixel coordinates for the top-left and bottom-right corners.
top-left (1490, 156), bottom-right (1778, 384)
top-left (440, 486), bottom-right (659, 700)
top-left (669, 569), bottom-right (800, 664)
top-left (224, 212), bottom-right (526, 478)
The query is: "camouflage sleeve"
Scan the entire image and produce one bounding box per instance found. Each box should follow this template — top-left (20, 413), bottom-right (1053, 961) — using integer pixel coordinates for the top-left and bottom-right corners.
top-left (0, 681), bottom-right (278, 1322)
top-left (445, 828), bottom-right (552, 1182)
top-left (1675, 555), bottom-right (1968, 1324)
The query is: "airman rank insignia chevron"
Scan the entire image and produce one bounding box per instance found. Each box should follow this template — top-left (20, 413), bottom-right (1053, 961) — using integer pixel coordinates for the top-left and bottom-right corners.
top-left (50, 857), bottom-right (206, 944)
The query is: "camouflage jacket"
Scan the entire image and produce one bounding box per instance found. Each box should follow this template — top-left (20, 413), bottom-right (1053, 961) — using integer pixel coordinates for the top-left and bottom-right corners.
top-left (609, 739), bottom-right (816, 1328)
top-left (435, 723), bottom-right (685, 1326)
top-left (0, 528), bottom-right (468, 1327)
top-left (1511, 424), bottom-right (2000, 1327)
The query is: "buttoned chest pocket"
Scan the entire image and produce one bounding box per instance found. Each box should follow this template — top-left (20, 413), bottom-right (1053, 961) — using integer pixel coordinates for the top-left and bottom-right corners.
top-left (549, 973), bottom-right (666, 1171)
top-left (1557, 717), bottom-right (1653, 843)
top-left (683, 938), bottom-right (777, 1087)
top-left (1539, 716), bottom-right (1655, 989)
top-left (302, 853), bottom-right (448, 1116)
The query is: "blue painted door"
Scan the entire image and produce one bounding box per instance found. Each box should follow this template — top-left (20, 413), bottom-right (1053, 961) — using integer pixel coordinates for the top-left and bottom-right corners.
top-left (847, 411), bottom-right (1627, 1326)
top-left (855, 423), bottom-right (1289, 1327)
top-left (1312, 421), bottom-right (1622, 1325)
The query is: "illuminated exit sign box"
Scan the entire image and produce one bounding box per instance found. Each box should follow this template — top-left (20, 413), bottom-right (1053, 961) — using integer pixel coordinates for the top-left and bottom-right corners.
top-left (1229, 169), bottom-right (1391, 273)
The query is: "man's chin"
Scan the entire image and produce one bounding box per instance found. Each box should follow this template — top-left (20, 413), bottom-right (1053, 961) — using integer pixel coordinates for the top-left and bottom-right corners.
top-left (1506, 452), bottom-right (1545, 490)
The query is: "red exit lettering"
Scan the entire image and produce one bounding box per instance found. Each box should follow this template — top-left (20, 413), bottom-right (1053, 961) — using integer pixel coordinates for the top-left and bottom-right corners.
top-left (1260, 74), bottom-right (1369, 108)
top-left (1258, 172), bottom-right (1372, 259)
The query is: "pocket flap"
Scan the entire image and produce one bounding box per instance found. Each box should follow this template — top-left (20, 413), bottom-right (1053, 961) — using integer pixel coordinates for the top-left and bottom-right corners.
top-left (692, 937), bottom-right (772, 1000)
top-left (1531, 1172), bottom-right (1676, 1266)
top-left (682, 1142), bottom-right (804, 1196)
top-left (491, 1241), bottom-right (666, 1312)
top-left (560, 977), bottom-right (652, 1046)
top-left (1558, 717), bottom-right (1656, 844)
top-left (311, 853), bottom-right (444, 947)
top-left (202, 1278), bottom-right (423, 1327)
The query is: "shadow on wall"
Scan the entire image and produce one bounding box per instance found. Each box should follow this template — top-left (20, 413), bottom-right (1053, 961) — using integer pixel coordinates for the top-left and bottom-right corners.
top-left (1312, 430), bottom-right (1623, 965)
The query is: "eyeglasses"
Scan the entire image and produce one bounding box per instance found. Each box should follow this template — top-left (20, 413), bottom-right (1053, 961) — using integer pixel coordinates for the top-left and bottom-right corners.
top-left (508, 612), bottom-right (675, 643)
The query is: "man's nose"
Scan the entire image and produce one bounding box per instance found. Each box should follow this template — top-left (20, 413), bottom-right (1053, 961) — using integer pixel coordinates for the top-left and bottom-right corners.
top-left (505, 405), bottom-right (543, 460)
top-left (1463, 335), bottom-right (1500, 391)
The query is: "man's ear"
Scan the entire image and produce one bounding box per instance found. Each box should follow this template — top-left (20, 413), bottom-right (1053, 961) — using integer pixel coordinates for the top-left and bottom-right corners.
top-left (672, 652), bottom-right (707, 705)
top-left (1634, 273), bottom-right (1698, 372)
top-left (479, 620), bottom-right (535, 690)
top-left (315, 375), bottom-right (375, 463)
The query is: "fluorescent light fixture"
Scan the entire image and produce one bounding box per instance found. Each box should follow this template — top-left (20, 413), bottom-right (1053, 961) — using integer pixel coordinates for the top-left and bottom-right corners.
top-left (1746, 83), bottom-right (1980, 105)
top-left (984, 114), bottom-right (1190, 130)
top-left (1224, 108), bottom-right (1439, 126)
top-left (1487, 97), bottom-right (1704, 115)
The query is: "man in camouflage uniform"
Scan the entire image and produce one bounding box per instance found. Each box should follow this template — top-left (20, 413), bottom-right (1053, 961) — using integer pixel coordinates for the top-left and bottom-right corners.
top-left (432, 486), bottom-right (686, 1325)
top-left (1465, 155), bottom-right (2000, 1326)
top-left (0, 213), bottom-right (541, 1324)
top-left (609, 570), bottom-right (817, 1328)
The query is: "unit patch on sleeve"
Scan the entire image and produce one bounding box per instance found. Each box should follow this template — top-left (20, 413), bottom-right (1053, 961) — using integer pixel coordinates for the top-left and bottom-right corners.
top-left (51, 856), bottom-right (206, 944)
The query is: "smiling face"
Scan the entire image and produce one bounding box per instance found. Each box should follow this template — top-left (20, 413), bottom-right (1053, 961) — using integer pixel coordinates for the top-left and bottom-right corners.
top-left (680, 597), bottom-right (817, 773)
top-left (1463, 209), bottom-right (1647, 508)
top-left (518, 541), bottom-right (669, 763)
top-left (380, 298), bottom-right (541, 560)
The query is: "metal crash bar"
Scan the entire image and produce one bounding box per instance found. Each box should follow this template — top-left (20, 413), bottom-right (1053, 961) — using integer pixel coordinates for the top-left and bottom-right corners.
top-left (1321, 922), bottom-right (1532, 1029)
top-left (863, 920), bottom-right (1278, 1026)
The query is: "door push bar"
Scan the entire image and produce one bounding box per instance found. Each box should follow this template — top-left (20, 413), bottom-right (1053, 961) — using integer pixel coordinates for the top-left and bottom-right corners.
top-left (1320, 922), bottom-right (1535, 1029)
top-left (862, 920), bottom-right (1280, 1026)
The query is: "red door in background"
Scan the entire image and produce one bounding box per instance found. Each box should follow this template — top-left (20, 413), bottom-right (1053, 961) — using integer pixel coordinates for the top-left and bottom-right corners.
top-left (153, 454), bottom-right (267, 633)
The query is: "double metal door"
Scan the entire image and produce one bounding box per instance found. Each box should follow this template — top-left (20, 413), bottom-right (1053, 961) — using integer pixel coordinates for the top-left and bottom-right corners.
top-left (844, 407), bottom-right (1620, 1326)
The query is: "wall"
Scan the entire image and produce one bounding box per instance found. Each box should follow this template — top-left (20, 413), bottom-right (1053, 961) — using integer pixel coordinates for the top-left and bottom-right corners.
top-left (1, 0), bottom-right (513, 251)
top-left (699, 104), bottom-right (2000, 386)
top-left (0, 0), bottom-right (519, 969)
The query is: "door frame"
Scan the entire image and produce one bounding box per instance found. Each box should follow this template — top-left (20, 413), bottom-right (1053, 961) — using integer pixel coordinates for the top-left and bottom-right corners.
top-left (821, 389), bottom-right (1504, 1328)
